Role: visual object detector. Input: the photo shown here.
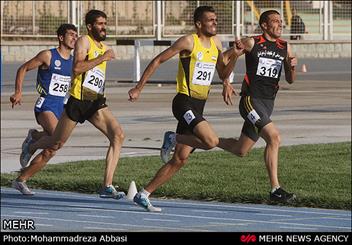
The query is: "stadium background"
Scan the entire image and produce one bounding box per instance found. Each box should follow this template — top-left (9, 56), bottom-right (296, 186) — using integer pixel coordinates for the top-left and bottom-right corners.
top-left (1, 0), bottom-right (351, 63)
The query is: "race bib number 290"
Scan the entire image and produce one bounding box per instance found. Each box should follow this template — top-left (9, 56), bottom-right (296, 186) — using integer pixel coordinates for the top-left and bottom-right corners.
top-left (82, 68), bottom-right (105, 94)
top-left (256, 57), bottom-right (282, 78)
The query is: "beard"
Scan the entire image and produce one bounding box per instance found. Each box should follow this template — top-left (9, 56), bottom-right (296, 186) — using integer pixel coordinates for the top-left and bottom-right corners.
top-left (91, 27), bottom-right (106, 41)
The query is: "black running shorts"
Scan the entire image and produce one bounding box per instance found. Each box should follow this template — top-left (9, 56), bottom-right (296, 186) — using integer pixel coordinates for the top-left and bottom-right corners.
top-left (172, 93), bottom-right (206, 135)
top-left (239, 96), bottom-right (274, 141)
top-left (64, 96), bottom-right (107, 124)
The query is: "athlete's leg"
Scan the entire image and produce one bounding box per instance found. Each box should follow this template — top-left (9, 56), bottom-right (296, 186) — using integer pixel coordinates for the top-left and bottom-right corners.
top-left (175, 121), bottom-right (219, 150)
top-left (145, 144), bottom-right (193, 194)
top-left (259, 122), bottom-right (281, 189)
top-left (88, 107), bottom-right (124, 187)
top-left (218, 132), bottom-right (256, 157)
top-left (18, 112), bottom-right (58, 180)
top-left (19, 112), bottom-right (77, 181)
top-left (29, 111), bottom-right (76, 153)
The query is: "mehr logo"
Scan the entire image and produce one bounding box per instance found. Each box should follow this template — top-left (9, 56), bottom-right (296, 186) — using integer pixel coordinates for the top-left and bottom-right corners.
top-left (240, 234), bottom-right (256, 243)
top-left (197, 51), bottom-right (203, 61)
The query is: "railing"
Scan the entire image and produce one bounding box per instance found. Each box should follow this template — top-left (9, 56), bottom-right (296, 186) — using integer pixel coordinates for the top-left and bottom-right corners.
top-left (1, 1), bottom-right (351, 41)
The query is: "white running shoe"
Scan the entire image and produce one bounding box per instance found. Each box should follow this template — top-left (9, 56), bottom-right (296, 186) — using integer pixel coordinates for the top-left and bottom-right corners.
top-left (12, 179), bottom-right (35, 195)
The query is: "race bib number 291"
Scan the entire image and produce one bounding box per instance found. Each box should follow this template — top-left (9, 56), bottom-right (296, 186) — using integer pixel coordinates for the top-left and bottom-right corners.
top-left (192, 62), bottom-right (215, 86)
top-left (256, 57), bottom-right (282, 78)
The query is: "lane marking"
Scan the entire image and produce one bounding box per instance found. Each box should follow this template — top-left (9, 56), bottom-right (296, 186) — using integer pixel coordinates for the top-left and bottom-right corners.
top-left (143, 218), bottom-right (180, 222)
top-left (1, 215), bottom-right (210, 232)
top-left (191, 210), bottom-right (227, 214)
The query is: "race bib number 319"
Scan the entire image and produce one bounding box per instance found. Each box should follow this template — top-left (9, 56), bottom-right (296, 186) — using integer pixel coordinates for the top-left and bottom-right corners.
top-left (256, 57), bottom-right (282, 78)
top-left (192, 62), bottom-right (215, 86)
top-left (82, 67), bottom-right (105, 94)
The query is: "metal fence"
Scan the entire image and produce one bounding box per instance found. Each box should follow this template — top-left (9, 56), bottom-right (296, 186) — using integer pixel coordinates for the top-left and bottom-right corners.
top-left (1, 0), bottom-right (351, 41)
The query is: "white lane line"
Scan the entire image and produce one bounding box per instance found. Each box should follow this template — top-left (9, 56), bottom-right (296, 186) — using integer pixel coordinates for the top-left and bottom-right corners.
top-left (191, 210), bottom-right (227, 214)
top-left (279, 226), bottom-right (318, 231)
top-left (255, 213), bottom-right (292, 217)
top-left (1, 215), bottom-right (210, 232)
top-left (65, 204), bottom-right (103, 208)
top-left (143, 218), bottom-right (180, 222)
top-left (83, 227), bottom-right (127, 231)
top-left (35, 224), bottom-right (53, 227)
top-left (150, 200), bottom-right (351, 217)
top-left (14, 212), bottom-right (49, 215)
top-left (77, 214), bottom-right (114, 219)
top-left (272, 216), bottom-right (352, 222)
top-left (209, 222), bottom-right (249, 226)
top-left (68, 207), bottom-right (350, 230)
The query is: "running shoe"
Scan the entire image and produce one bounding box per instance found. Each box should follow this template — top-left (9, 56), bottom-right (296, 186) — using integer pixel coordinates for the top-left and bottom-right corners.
top-left (12, 179), bottom-right (35, 195)
top-left (99, 185), bottom-right (126, 199)
top-left (20, 139), bottom-right (34, 169)
top-left (160, 131), bottom-right (176, 163)
top-left (133, 192), bottom-right (161, 212)
top-left (270, 187), bottom-right (296, 204)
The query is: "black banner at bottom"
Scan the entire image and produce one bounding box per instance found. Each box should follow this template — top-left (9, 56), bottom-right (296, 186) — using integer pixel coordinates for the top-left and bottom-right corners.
top-left (1, 232), bottom-right (351, 244)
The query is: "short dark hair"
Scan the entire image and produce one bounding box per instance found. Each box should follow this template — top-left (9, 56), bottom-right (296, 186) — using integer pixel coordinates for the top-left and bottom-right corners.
top-left (193, 6), bottom-right (215, 25)
top-left (259, 10), bottom-right (280, 27)
top-left (85, 9), bottom-right (107, 26)
top-left (56, 23), bottom-right (77, 37)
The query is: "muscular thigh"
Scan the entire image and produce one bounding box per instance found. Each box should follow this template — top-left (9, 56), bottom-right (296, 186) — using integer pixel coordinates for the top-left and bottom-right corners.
top-left (239, 96), bottom-right (274, 141)
top-left (36, 111), bottom-right (58, 135)
top-left (88, 107), bottom-right (123, 139)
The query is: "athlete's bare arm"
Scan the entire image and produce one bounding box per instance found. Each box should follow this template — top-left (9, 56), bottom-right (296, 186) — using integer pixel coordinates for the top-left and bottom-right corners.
top-left (284, 43), bottom-right (297, 84)
top-left (216, 37), bottom-right (247, 105)
top-left (10, 50), bottom-right (51, 108)
top-left (214, 36), bottom-right (244, 81)
top-left (72, 36), bottom-right (115, 76)
top-left (128, 35), bottom-right (194, 102)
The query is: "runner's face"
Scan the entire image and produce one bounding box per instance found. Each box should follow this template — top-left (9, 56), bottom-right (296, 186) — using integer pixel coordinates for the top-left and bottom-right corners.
top-left (91, 17), bottom-right (107, 41)
top-left (263, 14), bottom-right (282, 38)
top-left (199, 12), bottom-right (217, 37)
top-left (63, 30), bottom-right (78, 49)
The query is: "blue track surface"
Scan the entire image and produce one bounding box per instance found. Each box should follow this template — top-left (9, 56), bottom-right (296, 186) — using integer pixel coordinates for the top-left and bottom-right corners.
top-left (1, 187), bottom-right (351, 232)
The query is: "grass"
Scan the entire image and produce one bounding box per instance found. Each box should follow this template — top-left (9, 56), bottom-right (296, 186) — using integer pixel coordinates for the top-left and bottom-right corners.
top-left (1, 142), bottom-right (351, 210)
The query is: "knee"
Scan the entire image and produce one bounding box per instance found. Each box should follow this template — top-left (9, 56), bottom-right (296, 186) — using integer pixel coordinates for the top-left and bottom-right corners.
top-left (235, 149), bottom-right (248, 158)
top-left (111, 130), bottom-right (125, 145)
top-left (170, 157), bottom-right (188, 168)
top-left (51, 140), bottom-right (65, 151)
top-left (203, 136), bottom-right (219, 150)
top-left (268, 132), bottom-right (281, 146)
top-left (42, 148), bottom-right (56, 160)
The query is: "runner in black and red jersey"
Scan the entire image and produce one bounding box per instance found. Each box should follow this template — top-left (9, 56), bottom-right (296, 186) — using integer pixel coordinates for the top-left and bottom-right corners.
top-left (219, 10), bottom-right (297, 204)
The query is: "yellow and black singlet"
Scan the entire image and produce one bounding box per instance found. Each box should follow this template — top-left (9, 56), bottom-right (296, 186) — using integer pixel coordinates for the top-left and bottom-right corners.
top-left (176, 34), bottom-right (219, 100)
top-left (70, 35), bottom-right (107, 101)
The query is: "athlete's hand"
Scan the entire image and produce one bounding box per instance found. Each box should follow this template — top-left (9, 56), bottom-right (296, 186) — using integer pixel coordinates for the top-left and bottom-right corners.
top-left (102, 49), bottom-right (115, 61)
top-left (128, 87), bottom-right (141, 102)
top-left (233, 38), bottom-right (245, 57)
top-left (10, 92), bottom-right (22, 108)
top-left (287, 56), bottom-right (297, 70)
top-left (222, 80), bottom-right (237, 106)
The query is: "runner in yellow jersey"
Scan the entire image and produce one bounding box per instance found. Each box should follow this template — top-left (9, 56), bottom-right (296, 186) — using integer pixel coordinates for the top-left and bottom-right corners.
top-left (22, 10), bottom-right (126, 199)
top-left (128, 6), bottom-right (243, 211)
